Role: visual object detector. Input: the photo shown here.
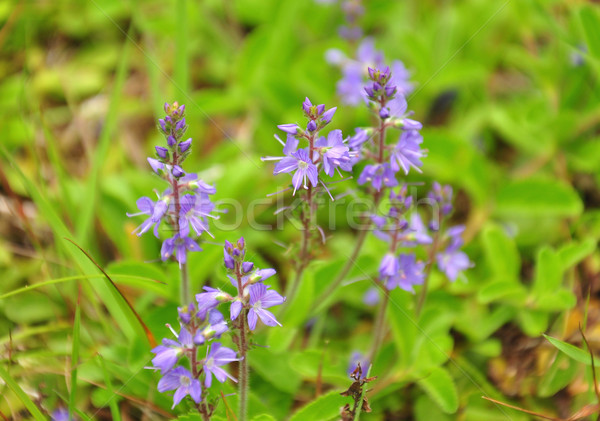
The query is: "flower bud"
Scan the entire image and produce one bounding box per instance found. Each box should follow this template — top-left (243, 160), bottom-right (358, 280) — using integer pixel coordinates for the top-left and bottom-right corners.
top-left (167, 135), bottom-right (177, 146)
top-left (147, 158), bottom-right (164, 174)
top-left (155, 146), bottom-right (168, 159)
top-left (277, 123), bottom-right (299, 135)
top-left (242, 261), bottom-right (254, 273)
top-left (237, 237), bottom-right (245, 250)
top-left (321, 107), bottom-right (337, 124)
top-left (307, 120), bottom-right (317, 132)
top-left (179, 138), bottom-right (192, 153)
top-left (379, 107), bottom-right (390, 119)
top-left (172, 165), bottom-right (184, 178)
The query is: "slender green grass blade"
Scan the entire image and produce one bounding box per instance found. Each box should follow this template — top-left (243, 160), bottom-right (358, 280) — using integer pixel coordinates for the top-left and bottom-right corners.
top-left (69, 292), bottom-right (81, 419)
top-left (75, 27), bottom-right (133, 249)
top-left (175, 0), bottom-right (189, 92)
top-left (0, 365), bottom-right (47, 421)
top-left (98, 355), bottom-right (123, 421)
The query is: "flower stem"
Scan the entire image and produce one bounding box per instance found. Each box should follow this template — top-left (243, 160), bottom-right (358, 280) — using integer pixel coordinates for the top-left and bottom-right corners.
top-left (367, 288), bottom-right (389, 363)
top-left (180, 261), bottom-right (190, 307)
top-left (235, 263), bottom-right (249, 421)
top-left (238, 312), bottom-right (249, 421)
top-left (191, 349), bottom-right (210, 421)
top-left (415, 231), bottom-right (440, 317)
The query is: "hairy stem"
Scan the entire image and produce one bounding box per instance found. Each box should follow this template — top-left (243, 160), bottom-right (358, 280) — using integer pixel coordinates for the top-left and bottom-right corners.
top-left (235, 264), bottom-right (249, 421)
top-left (180, 261), bottom-right (190, 307)
top-left (191, 349), bottom-right (210, 421)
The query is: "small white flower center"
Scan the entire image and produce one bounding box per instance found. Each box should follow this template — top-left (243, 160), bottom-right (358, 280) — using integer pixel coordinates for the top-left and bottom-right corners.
top-left (180, 375), bottom-right (191, 387)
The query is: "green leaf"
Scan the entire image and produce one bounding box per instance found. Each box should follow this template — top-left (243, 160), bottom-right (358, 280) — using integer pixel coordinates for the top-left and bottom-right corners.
top-left (289, 390), bottom-right (348, 421)
top-left (251, 415), bottom-right (277, 421)
top-left (477, 279), bottom-right (527, 304)
top-left (495, 178), bottom-right (583, 218)
top-left (518, 309), bottom-right (549, 336)
top-left (538, 353), bottom-right (578, 397)
top-left (581, 7), bottom-right (600, 59)
top-left (97, 355), bottom-right (122, 421)
top-left (532, 247), bottom-right (563, 297)
top-left (534, 289), bottom-right (576, 311)
top-left (543, 334), bottom-right (600, 366)
top-left (558, 238), bottom-right (596, 270)
top-left (481, 224), bottom-right (520, 279)
top-left (0, 365), bottom-right (47, 420)
top-left (416, 367), bottom-right (459, 414)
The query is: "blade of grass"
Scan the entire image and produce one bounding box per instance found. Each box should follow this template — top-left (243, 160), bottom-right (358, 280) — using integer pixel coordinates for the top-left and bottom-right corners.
top-left (68, 287), bottom-right (81, 419)
top-left (0, 274), bottom-right (166, 299)
top-left (65, 238), bottom-right (157, 348)
top-left (0, 365), bottom-right (47, 421)
top-left (98, 355), bottom-right (122, 421)
top-left (2, 145), bottom-right (159, 346)
top-left (74, 25), bottom-right (133, 249)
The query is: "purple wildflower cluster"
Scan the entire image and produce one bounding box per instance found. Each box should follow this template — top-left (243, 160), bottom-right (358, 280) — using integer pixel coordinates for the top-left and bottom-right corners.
top-left (196, 238), bottom-right (286, 331)
top-left (327, 38), bottom-right (414, 106)
top-left (353, 67), bottom-right (426, 192)
top-left (127, 102), bottom-right (218, 266)
top-left (149, 302), bottom-right (237, 410)
top-left (262, 98), bottom-right (354, 199)
top-left (373, 184), bottom-right (472, 295)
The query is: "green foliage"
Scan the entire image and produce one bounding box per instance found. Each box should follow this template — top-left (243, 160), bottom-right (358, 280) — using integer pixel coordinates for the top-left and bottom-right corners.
top-left (0, 0), bottom-right (597, 419)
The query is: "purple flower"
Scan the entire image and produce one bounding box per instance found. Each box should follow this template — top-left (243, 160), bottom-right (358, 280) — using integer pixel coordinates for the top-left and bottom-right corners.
top-left (158, 366), bottom-right (202, 409)
top-left (167, 135), bottom-right (177, 146)
top-left (161, 234), bottom-right (202, 267)
top-left (230, 300), bottom-right (243, 320)
top-left (348, 128), bottom-right (369, 149)
top-left (179, 194), bottom-right (215, 237)
top-left (316, 129), bottom-right (353, 177)
top-left (357, 163), bottom-right (398, 191)
top-left (148, 157), bottom-right (165, 174)
top-left (274, 148), bottom-right (319, 195)
top-left (194, 309), bottom-right (229, 344)
top-left (379, 252), bottom-right (399, 278)
top-left (203, 343), bottom-right (239, 388)
top-left (51, 408), bottom-right (70, 421)
top-left (387, 96), bottom-right (422, 130)
top-left (384, 254), bottom-right (425, 292)
top-left (127, 197), bottom-right (167, 237)
top-left (436, 225), bottom-right (472, 281)
top-left (151, 326), bottom-right (193, 373)
top-left (348, 351), bottom-right (370, 377)
top-left (247, 283), bottom-right (285, 330)
top-left (307, 120), bottom-right (317, 132)
top-left (242, 261), bottom-right (254, 273)
top-left (277, 123), bottom-right (300, 135)
top-left (428, 182), bottom-right (453, 217)
top-left (390, 130), bottom-right (427, 175)
top-left (196, 287), bottom-right (232, 319)
top-left (363, 287), bottom-right (380, 306)
top-left (172, 165), bottom-right (185, 178)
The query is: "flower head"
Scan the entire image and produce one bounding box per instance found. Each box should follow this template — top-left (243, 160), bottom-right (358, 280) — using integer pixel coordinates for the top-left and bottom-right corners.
top-left (247, 283), bottom-right (286, 330)
top-left (157, 366), bottom-right (202, 409)
top-left (203, 343), bottom-right (239, 388)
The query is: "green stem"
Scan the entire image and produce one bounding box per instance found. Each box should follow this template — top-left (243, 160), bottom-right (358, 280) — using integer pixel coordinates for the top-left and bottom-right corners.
top-left (367, 290), bottom-right (389, 363)
top-left (415, 231), bottom-right (441, 317)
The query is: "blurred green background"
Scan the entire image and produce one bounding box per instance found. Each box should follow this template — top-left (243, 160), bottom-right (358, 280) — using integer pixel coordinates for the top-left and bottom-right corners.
top-left (1, 0), bottom-right (600, 419)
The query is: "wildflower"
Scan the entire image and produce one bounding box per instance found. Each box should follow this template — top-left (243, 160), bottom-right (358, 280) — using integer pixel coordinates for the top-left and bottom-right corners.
top-left (384, 254), bottom-right (425, 292)
top-left (390, 130), bottom-right (427, 175)
top-left (203, 343), bottom-right (239, 388)
top-left (357, 163), bottom-right (398, 191)
top-left (436, 226), bottom-right (472, 281)
top-left (150, 326), bottom-right (193, 373)
top-left (196, 287), bottom-right (232, 319)
top-left (161, 234), bottom-right (202, 267)
top-left (274, 148), bottom-right (319, 195)
top-left (247, 283), bottom-right (286, 330)
top-left (127, 197), bottom-right (167, 237)
top-left (316, 129), bottom-right (353, 177)
top-left (158, 366), bottom-right (202, 409)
